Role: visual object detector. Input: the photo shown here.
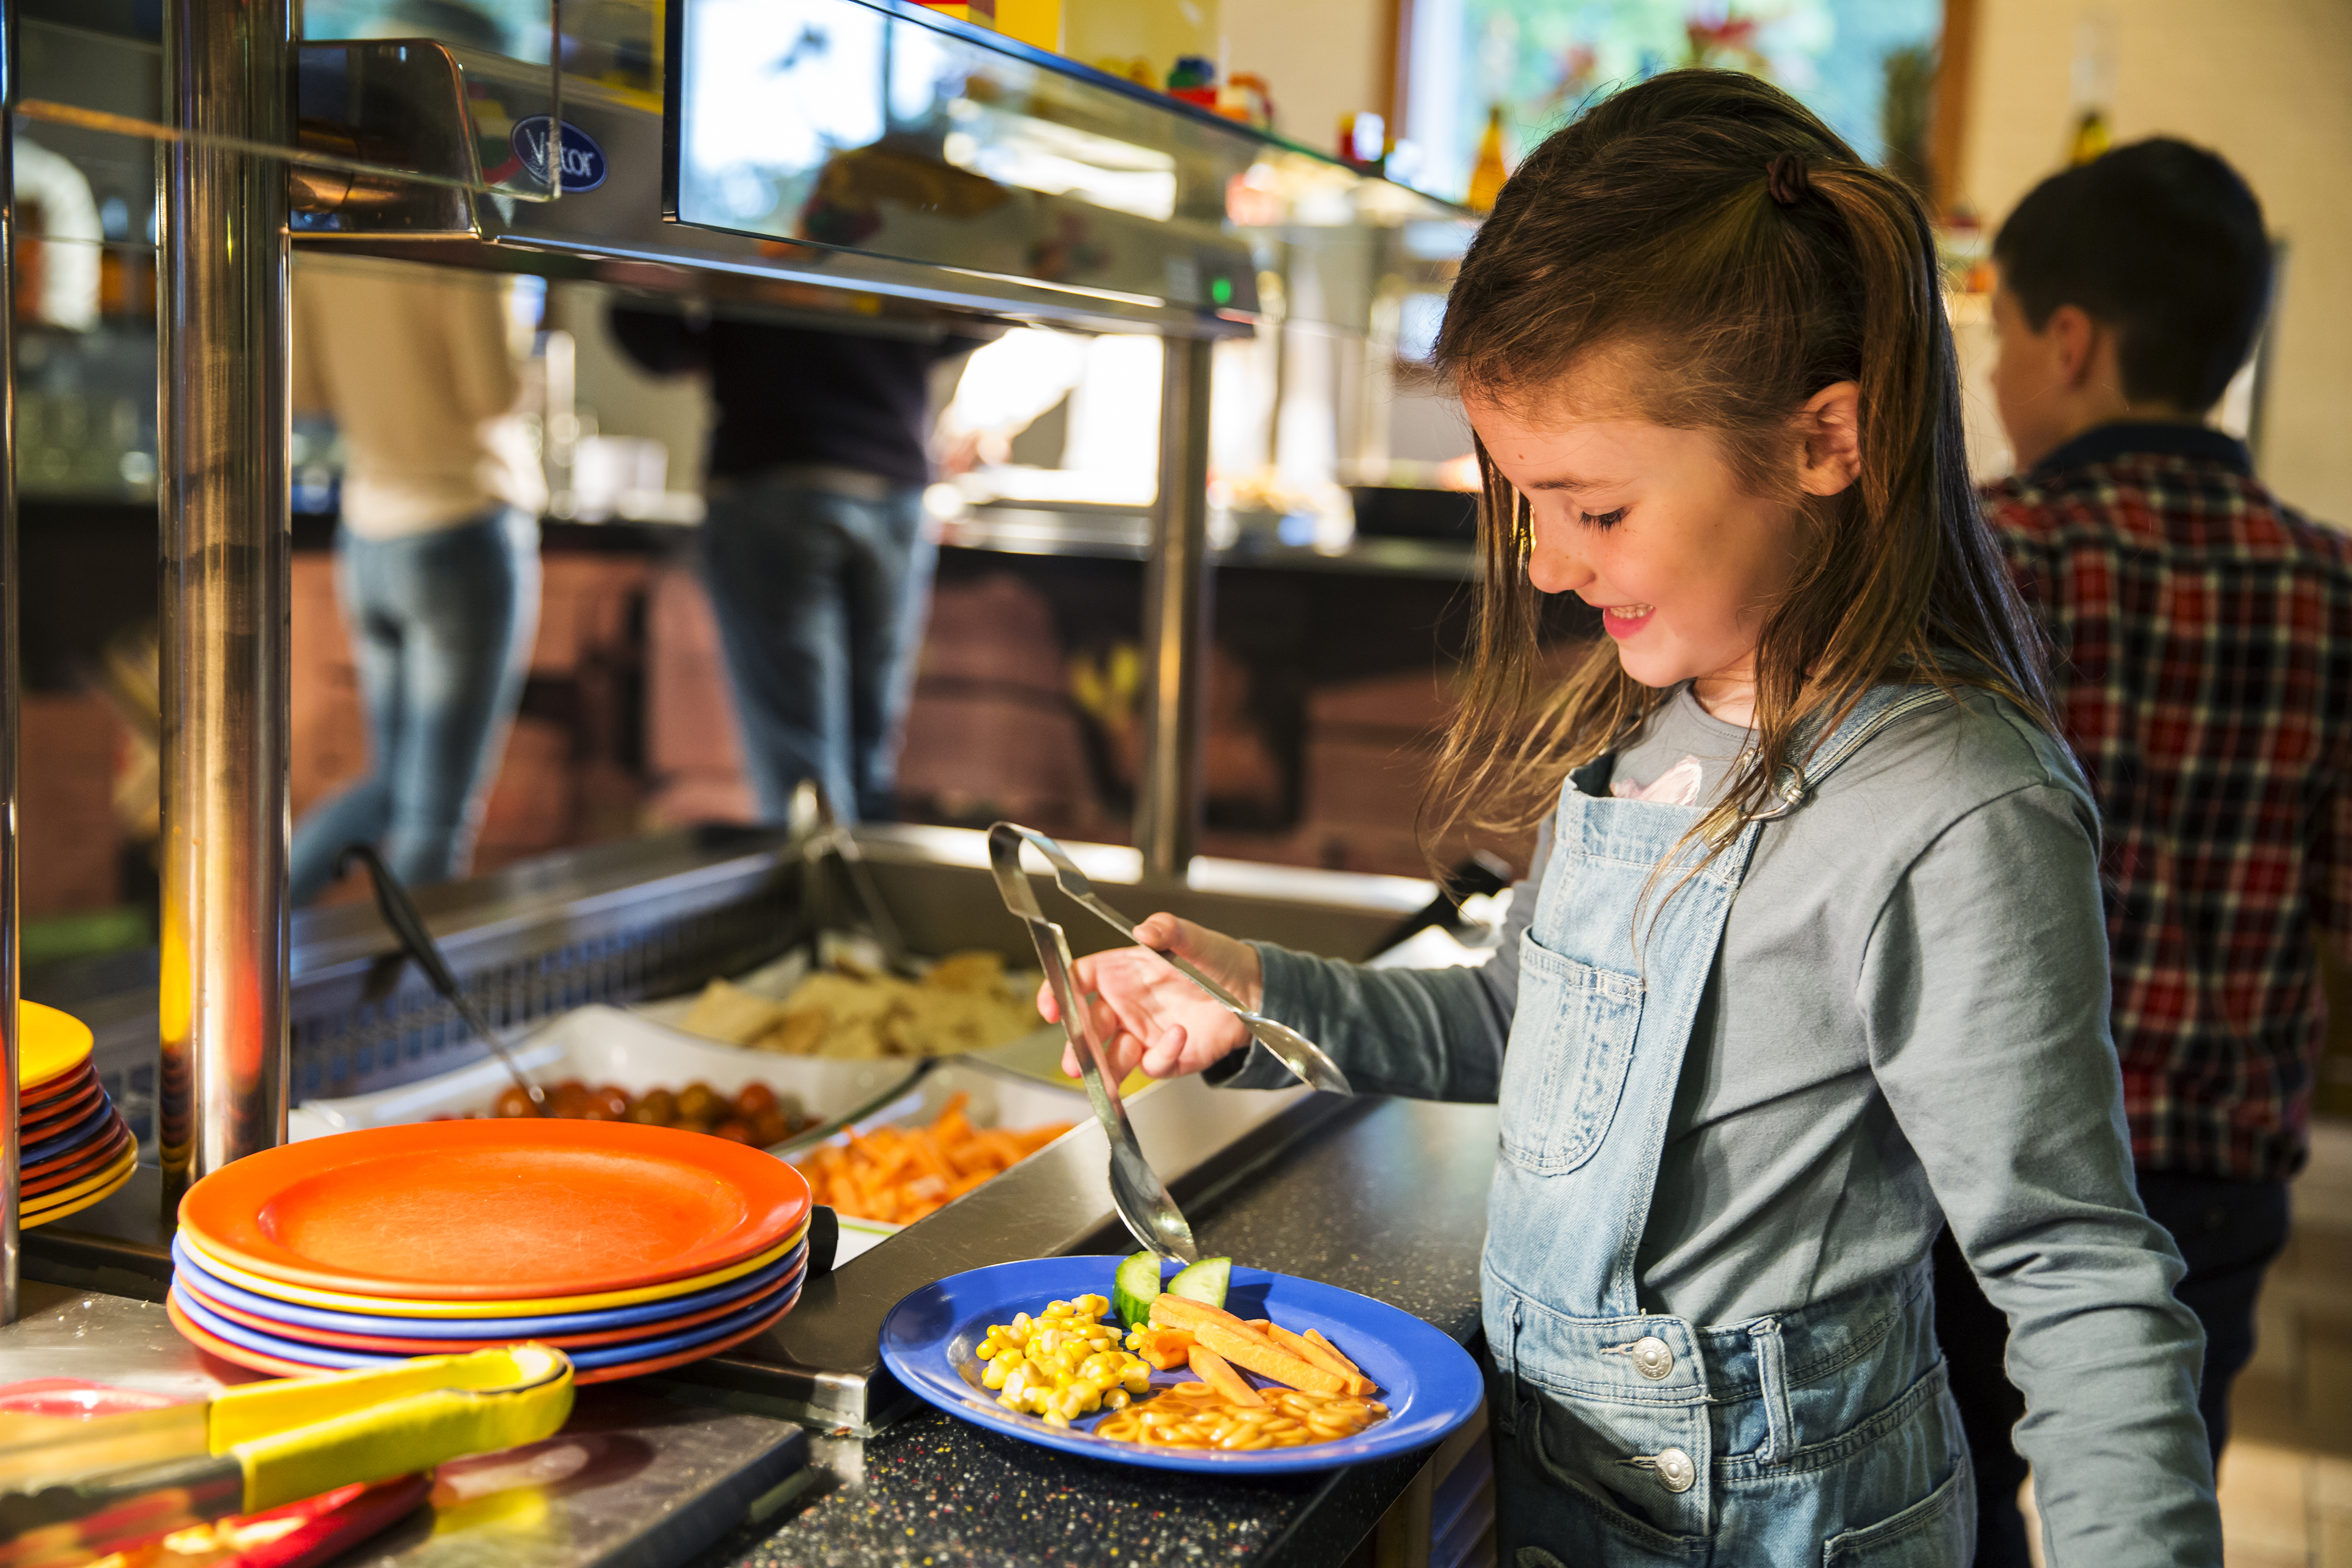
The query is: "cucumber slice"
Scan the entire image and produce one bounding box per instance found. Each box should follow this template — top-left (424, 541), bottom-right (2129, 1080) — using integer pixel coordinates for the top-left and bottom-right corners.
top-left (1112, 1250), bottom-right (1163, 1328)
top-left (1165, 1256), bottom-right (1232, 1309)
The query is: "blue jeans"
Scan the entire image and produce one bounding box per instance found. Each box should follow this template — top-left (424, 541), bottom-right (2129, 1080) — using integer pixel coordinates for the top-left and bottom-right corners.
top-left (697, 474), bottom-right (933, 825)
top-left (289, 508), bottom-right (541, 905)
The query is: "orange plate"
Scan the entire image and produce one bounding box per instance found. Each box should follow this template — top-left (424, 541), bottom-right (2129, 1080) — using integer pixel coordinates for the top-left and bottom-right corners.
top-left (168, 1282), bottom-right (801, 1386)
top-left (179, 1119), bottom-right (811, 1300)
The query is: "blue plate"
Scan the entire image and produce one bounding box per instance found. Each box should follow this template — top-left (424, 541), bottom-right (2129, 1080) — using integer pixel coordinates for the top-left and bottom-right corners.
top-left (880, 1258), bottom-right (1484, 1475)
top-left (168, 1232), bottom-right (807, 1338)
top-left (171, 1272), bottom-right (804, 1372)
top-left (22, 1098), bottom-right (115, 1165)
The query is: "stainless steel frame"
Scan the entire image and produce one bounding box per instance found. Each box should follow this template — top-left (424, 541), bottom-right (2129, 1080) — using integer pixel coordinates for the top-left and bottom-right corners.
top-left (155, 0), bottom-right (293, 1208)
top-left (1, 0), bottom-right (22, 1326)
top-left (1135, 336), bottom-right (1212, 878)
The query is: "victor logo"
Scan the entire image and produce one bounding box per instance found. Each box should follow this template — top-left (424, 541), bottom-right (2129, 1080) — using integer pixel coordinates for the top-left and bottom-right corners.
top-left (510, 116), bottom-right (608, 192)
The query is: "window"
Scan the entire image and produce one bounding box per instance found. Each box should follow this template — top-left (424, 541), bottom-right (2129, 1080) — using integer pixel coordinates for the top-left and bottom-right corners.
top-left (1398, 0), bottom-right (1945, 204)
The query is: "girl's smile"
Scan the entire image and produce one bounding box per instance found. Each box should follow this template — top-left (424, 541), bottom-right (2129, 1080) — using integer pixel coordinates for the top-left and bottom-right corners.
top-left (1599, 602), bottom-right (1656, 638)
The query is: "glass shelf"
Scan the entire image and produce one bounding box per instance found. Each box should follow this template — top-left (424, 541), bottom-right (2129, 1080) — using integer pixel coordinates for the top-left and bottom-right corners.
top-left (667, 0), bottom-right (1469, 331)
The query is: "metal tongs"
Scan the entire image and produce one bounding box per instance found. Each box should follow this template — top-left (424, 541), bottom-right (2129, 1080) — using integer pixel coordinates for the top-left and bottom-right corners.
top-left (988, 824), bottom-right (1198, 1263)
top-left (988, 824), bottom-right (1351, 1096)
top-left (339, 844), bottom-right (550, 1116)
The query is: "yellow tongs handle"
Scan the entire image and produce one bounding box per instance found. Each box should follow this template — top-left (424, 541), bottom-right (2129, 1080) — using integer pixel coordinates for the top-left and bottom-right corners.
top-left (212, 1343), bottom-right (575, 1514)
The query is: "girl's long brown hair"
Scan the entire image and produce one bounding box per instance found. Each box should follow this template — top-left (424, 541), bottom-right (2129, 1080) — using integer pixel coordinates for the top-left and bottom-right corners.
top-left (1424, 70), bottom-right (2052, 864)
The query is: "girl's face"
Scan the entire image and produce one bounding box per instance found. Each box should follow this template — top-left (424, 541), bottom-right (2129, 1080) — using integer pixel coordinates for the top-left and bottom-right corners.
top-left (1465, 380), bottom-right (1860, 719)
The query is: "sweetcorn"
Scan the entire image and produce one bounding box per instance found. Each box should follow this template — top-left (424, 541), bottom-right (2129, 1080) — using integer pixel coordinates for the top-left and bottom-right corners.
top-left (976, 1294), bottom-right (1153, 1426)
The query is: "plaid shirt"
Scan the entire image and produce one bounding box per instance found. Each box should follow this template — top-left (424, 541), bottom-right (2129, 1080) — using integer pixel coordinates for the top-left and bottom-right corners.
top-left (1986, 422), bottom-right (2352, 1183)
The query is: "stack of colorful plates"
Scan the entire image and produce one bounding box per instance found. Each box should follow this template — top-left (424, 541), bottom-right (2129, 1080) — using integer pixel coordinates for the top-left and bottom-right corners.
top-left (168, 1119), bottom-right (811, 1383)
top-left (18, 1001), bottom-right (136, 1229)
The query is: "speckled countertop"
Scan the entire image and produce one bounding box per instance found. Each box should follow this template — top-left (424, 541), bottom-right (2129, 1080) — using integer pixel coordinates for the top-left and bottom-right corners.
top-left (691, 1096), bottom-right (1499, 1568)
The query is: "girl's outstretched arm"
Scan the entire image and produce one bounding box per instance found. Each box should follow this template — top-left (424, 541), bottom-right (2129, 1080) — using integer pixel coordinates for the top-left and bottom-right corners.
top-left (1038, 831), bottom-right (1551, 1102)
top-left (1865, 781), bottom-right (2219, 1565)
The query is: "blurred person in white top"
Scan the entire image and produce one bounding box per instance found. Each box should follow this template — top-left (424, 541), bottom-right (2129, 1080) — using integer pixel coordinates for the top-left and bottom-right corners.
top-left (287, 254), bottom-right (545, 904)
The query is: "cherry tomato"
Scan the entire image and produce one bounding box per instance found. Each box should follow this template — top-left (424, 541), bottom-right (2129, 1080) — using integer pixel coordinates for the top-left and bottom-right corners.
top-left (550, 1080), bottom-right (590, 1118)
top-left (637, 1088), bottom-right (677, 1123)
top-left (677, 1082), bottom-right (721, 1124)
top-left (750, 1110), bottom-right (790, 1147)
top-left (592, 1084), bottom-right (632, 1119)
top-left (711, 1118), bottom-right (754, 1144)
top-left (735, 1082), bottom-right (779, 1118)
top-left (493, 1086), bottom-right (534, 1119)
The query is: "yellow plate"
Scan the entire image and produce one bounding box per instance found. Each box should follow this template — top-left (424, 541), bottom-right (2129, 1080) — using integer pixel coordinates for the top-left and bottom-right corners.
top-left (19, 1002), bottom-right (93, 1092)
top-left (21, 1138), bottom-right (137, 1213)
top-left (177, 1217), bottom-right (811, 1318)
top-left (24, 1161), bottom-right (133, 1229)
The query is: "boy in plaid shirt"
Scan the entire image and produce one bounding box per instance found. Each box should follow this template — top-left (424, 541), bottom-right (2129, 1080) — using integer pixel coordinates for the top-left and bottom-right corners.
top-left (1938, 138), bottom-right (2346, 1564)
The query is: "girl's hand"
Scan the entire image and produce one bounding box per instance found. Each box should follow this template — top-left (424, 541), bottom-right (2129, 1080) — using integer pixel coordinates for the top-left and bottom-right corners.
top-left (1035, 914), bottom-right (1262, 1082)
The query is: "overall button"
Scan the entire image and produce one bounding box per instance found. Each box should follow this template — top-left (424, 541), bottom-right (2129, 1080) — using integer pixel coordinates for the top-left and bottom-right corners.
top-left (1652, 1447), bottom-right (1696, 1493)
top-left (1628, 1336), bottom-right (1673, 1380)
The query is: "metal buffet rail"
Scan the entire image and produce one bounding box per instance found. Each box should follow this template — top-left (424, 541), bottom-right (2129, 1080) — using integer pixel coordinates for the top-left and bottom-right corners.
top-left (0, 3), bottom-right (1496, 1563)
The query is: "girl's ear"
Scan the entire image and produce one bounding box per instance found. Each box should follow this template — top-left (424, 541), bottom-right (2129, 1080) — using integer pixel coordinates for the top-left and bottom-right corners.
top-left (1796, 380), bottom-right (1863, 497)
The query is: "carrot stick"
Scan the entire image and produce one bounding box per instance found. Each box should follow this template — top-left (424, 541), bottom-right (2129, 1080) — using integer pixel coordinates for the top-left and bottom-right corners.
top-left (1204, 1322), bottom-right (1344, 1395)
top-left (1267, 1323), bottom-right (1375, 1396)
top-left (1147, 1293), bottom-right (1262, 1339)
top-left (1303, 1328), bottom-right (1367, 1380)
top-left (1153, 1298), bottom-right (1344, 1395)
top-left (1187, 1345), bottom-right (1265, 1407)
top-left (1135, 1327), bottom-right (1196, 1371)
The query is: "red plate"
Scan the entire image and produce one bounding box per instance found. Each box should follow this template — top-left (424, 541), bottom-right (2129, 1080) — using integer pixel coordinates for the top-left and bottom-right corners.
top-left (178, 1255), bottom-right (808, 1354)
top-left (21, 1078), bottom-right (104, 1139)
top-left (22, 1116), bottom-right (131, 1197)
top-left (179, 1119), bottom-right (811, 1300)
top-left (22, 1061), bottom-right (95, 1111)
top-left (169, 1282), bottom-right (802, 1385)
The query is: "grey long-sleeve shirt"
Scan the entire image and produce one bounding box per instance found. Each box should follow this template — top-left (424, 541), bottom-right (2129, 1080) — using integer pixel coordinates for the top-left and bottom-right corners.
top-left (1214, 684), bottom-right (2219, 1564)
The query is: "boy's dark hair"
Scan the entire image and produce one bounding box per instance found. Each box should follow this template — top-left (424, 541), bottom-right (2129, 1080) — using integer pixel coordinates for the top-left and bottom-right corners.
top-left (1994, 138), bottom-right (2270, 414)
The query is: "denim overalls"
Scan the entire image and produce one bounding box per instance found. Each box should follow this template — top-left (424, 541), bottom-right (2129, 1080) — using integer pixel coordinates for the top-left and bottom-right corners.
top-left (1484, 685), bottom-right (1975, 1566)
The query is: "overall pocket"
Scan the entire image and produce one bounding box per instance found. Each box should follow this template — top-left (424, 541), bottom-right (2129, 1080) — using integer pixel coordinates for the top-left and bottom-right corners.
top-left (1820, 1462), bottom-right (1971, 1566)
top-left (1498, 932), bottom-right (1645, 1176)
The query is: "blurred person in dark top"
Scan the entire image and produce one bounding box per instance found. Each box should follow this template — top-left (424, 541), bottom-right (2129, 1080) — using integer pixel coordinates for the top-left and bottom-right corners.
top-left (1943, 138), bottom-right (2339, 1566)
top-left (610, 307), bottom-right (978, 823)
top-left (288, 257), bottom-right (544, 905)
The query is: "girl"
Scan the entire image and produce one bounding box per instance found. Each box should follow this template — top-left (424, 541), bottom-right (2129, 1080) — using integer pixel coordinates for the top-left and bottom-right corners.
top-left (1052, 72), bottom-right (2220, 1565)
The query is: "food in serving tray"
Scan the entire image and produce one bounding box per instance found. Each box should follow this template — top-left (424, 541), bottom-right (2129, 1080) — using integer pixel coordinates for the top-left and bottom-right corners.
top-left (794, 1092), bottom-right (1074, 1223)
top-left (678, 950), bottom-right (1044, 1060)
top-left (971, 1253), bottom-right (1391, 1451)
top-left (442, 1078), bottom-right (821, 1145)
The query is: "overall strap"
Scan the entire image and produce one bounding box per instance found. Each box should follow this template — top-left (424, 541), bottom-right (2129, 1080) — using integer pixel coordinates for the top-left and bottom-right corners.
top-left (1746, 684), bottom-right (1955, 821)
